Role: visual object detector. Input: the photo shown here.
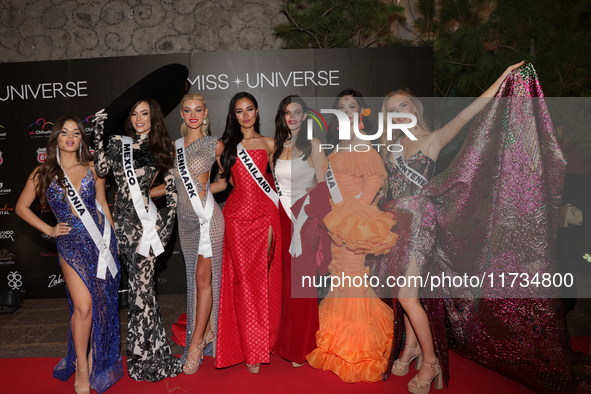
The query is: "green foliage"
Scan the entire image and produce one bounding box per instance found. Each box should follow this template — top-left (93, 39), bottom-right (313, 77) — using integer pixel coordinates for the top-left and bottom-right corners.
top-left (273, 0), bottom-right (406, 48)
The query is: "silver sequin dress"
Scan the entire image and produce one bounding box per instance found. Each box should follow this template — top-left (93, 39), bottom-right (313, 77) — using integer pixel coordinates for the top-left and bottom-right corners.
top-left (173, 136), bottom-right (224, 363)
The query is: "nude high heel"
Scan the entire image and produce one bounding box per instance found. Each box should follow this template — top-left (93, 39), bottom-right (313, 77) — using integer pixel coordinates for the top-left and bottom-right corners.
top-left (183, 338), bottom-right (206, 375)
top-left (391, 344), bottom-right (422, 376)
top-left (73, 361), bottom-right (91, 394)
top-left (407, 358), bottom-right (443, 394)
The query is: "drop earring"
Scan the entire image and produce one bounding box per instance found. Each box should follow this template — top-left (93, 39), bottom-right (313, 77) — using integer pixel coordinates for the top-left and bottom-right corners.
top-left (56, 146), bottom-right (61, 166)
top-left (203, 118), bottom-right (207, 125)
top-left (78, 143), bottom-right (82, 162)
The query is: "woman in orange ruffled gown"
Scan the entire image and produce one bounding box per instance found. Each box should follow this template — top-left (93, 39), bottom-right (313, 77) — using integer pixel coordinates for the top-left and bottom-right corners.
top-left (306, 91), bottom-right (398, 383)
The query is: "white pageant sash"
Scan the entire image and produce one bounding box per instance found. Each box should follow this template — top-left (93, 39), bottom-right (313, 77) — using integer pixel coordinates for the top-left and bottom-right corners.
top-left (272, 167), bottom-right (310, 257)
top-left (175, 138), bottom-right (215, 258)
top-left (61, 171), bottom-right (118, 280)
top-left (390, 147), bottom-right (428, 189)
top-left (325, 159), bottom-right (361, 203)
top-left (122, 136), bottom-right (165, 257)
top-left (236, 143), bottom-right (279, 208)
top-left (325, 159), bottom-right (343, 204)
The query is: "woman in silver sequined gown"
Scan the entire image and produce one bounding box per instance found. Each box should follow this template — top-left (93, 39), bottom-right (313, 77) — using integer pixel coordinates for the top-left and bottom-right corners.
top-left (154, 93), bottom-right (224, 374)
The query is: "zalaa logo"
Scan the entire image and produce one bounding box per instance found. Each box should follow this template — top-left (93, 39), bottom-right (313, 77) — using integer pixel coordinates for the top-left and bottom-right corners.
top-left (0, 124), bottom-right (6, 140)
top-left (29, 118), bottom-right (53, 138)
top-left (37, 147), bottom-right (47, 163)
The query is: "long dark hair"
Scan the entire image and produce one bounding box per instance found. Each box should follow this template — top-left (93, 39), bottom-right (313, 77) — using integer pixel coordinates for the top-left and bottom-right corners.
top-left (34, 115), bottom-right (94, 207)
top-left (125, 98), bottom-right (174, 172)
top-left (220, 92), bottom-right (261, 180)
top-left (326, 88), bottom-right (368, 148)
top-left (272, 95), bottom-right (312, 165)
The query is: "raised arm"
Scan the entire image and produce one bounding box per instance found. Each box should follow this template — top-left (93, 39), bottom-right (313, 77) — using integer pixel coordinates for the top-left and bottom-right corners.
top-left (15, 168), bottom-right (70, 237)
top-left (432, 61), bottom-right (525, 153)
top-left (92, 110), bottom-right (117, 177)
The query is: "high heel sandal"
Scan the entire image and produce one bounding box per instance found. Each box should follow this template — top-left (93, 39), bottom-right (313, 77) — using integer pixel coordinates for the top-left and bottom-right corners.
top-left (183, 338), bottom-right (206, 375)
top-left (246, 363), bottom-right (261, 374)
top-left (391, 344), bottom-right (422, 376)
top-left (73, 361), bottom-right (91, 394)
top-left (407, 358), bottom-right (443, 394)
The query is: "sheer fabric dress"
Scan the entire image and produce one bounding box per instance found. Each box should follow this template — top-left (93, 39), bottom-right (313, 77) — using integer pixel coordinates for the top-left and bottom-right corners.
top-left (215, 149), bottom-right (282, 368)
top-left (94, 126), bottom-right (182, 381)
top-left (48, 168), bottom-right (123, 393)
top-left (173, 136), bottom-right (224, 363)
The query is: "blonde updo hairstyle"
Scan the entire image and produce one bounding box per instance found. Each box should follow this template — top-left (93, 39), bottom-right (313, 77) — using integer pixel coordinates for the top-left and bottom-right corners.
top-left (180, 93), bottom-right (210, 136)
top-left (379, 88), bottom-right (430, 157)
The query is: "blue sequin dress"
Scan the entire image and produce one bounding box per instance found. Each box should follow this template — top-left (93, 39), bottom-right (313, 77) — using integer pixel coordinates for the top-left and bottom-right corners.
top-left (47, 168), bottom-right (123, 393)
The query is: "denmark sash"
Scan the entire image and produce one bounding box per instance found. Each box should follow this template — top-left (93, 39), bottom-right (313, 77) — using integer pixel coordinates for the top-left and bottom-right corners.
top-left (236, 143), bottom-right (279, 208)
top-left (122, 136), bottom-right (165, 257)
top-left (390, 142), bottom-right (428, 189)
top-left (175, 138), bottom-right (215, 258)
top-left (61, 171), bottom-right (118, 279)
top-left (272, 167), bottom-right (310, 257)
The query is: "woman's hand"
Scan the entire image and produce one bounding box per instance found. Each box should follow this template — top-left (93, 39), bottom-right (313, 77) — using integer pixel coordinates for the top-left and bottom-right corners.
top-left (49, 222), bottom-right (71, 238)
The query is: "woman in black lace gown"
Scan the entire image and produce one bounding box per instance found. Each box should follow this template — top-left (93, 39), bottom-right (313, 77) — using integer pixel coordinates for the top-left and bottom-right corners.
top-left (93, 99), bottom-right (183, 381)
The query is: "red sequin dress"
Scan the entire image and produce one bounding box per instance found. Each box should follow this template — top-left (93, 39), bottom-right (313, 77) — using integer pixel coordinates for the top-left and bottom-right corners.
top-left (215, 149), bottom-right (282, 368)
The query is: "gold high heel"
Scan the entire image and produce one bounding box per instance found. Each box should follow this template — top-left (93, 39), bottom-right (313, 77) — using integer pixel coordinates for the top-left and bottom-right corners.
top-left (73, 361), bottom-right (91, 394)
top-left (408, 358), bottom-right (443, 394)
top-left (183, 338), bottom-right (206, 375)
top-left (391, 344), bottom-right (422, 376)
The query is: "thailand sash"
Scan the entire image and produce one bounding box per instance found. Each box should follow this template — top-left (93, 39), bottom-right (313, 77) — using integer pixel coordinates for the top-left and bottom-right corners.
top-left (175, 138), bottom-right (215, 258)
top-left (391, 140), bottom-right (428, 189)
top-left (122, 136), bottom-right (165, 257)
top-left (236, 143), bottom-right (279, 208)
top-left (272, 167), bottom-right (311, 257)
top-left (61, 171), bottom-right (118, 279)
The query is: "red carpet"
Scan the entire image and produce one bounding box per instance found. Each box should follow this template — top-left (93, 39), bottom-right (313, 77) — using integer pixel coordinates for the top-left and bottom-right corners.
top-left (2, 337), bottom-right (589, 394)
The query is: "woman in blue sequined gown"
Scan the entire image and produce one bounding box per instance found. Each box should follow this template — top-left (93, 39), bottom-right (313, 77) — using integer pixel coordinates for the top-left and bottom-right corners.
top-left (16, 116), bottom-right (122, 394)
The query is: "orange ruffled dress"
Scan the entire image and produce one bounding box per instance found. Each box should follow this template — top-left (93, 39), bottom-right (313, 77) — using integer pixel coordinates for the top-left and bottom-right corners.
top-left (306, 150), bottom-right (398, 383)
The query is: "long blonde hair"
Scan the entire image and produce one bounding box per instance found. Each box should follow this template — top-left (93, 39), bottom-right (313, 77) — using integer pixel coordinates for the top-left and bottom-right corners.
top-left (180, 93), bottom-right (210, 136)
top-left (379, 89), bottom-right (430, 157)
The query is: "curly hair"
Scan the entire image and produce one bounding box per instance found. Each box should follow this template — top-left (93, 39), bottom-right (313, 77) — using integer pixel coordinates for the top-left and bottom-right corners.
top-left (34, 115), bottom-right (94, 207)
top-left (125, 98), bottom-right (174, 172)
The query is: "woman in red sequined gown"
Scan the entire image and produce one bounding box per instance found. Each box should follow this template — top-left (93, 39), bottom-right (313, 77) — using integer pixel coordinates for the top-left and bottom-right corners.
top-left (214, 92), bottom-right (282, 374)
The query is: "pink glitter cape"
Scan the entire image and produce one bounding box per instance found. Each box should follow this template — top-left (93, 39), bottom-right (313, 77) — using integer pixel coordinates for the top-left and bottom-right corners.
top-left (382, 64), bottom-right (591, 393)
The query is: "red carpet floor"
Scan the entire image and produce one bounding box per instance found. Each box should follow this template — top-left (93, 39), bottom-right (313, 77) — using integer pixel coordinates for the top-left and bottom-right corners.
top-left (2, 337), bottom-right (589, 394)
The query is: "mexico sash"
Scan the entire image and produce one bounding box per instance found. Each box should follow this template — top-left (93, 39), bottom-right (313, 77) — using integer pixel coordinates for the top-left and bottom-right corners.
top-left (122, 136), bottom-right (165, 257)
top-left (175, 138), bottom-right (215, 258)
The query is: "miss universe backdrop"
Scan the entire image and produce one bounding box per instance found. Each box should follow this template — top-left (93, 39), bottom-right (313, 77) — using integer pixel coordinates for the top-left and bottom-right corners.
top-left (0, 47), bottom-right (433, 298)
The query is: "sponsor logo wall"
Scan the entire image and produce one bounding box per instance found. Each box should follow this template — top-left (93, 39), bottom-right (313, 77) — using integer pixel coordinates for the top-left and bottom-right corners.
top-left (0, 48), bottom-right (433, 298)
